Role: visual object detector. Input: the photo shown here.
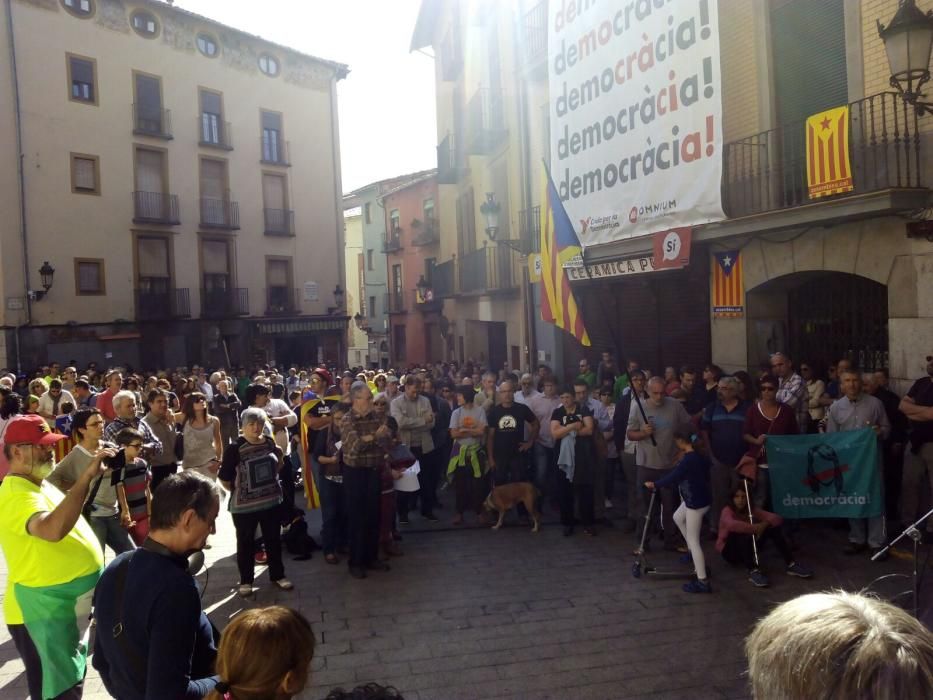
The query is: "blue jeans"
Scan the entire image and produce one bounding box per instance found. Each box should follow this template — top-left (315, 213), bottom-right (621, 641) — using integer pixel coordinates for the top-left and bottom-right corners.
top-left (319, 476), bottom-right (347, 554)
top-left (89, 513), bottom-right (135, 555)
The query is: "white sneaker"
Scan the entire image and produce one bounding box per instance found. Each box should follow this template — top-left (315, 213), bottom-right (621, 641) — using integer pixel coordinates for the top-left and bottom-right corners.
top-left (237, 584), bottom-right (253, 597)
top-left (273, 577), bottom-right (294, 590)
top-left (605, 499), bottom-right (613, 509)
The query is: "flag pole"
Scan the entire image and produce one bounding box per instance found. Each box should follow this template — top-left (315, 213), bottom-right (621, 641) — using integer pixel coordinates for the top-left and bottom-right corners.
top-left (539, 159), bottom-right (656, 447)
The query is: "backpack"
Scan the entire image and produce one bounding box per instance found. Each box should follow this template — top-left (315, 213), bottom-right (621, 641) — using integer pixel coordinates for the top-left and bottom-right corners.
top-left (283, 510), bottom-right (318, 560)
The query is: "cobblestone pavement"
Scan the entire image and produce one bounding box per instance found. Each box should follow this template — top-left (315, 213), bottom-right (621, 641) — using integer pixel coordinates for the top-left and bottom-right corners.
top-left (0, 491), bottom-right (920, 700)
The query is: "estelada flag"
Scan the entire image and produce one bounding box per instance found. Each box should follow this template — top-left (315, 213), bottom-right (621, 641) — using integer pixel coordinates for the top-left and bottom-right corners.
top-left (806, 105), bottom-right (854, 199)
top-left (712, 250), bottom-right (744, 317)
top-left (298, 393), bottom-right (341, 509)
top-left (539, 164), bottom-right (591, 346)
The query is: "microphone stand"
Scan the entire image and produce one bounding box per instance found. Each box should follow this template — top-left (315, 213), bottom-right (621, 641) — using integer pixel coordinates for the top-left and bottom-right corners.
top-left (871, 506), bottom-right (933, 618)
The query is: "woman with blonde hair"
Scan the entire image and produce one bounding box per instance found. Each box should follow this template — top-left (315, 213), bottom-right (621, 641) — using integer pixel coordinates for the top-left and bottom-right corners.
top-left (208, 606), bottom-right (314, 700)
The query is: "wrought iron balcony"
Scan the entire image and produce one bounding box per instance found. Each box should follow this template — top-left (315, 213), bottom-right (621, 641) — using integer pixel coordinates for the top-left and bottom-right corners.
top-left (264, 208), bottom-right (295, 235)
top-left (135, 288), bottom-right (190, 320)
top-left (723, 91), bottom-right (925, 219)
top-left (133, 191), bottom-right (180, 225)
top-left (201, 287), bottom-right (249, 317)
top-left (411, 220), bottom-right (439, 246)
top-left (133, 104), bottom-right (172, 139)
top-left (433, 259), bottom-right (456, 299)
top-left (523, 2), bottom-right (547, 71)
top-left (382, 228), bottom-right (402, 253)
top-left (200, 197), bottom-right (240, 230)
top-left (198, 116), bottom-right (233, 150)
top-left (519, 206), bottom-right (541, 254)
top-left (385, 290), bottom-right (406, 314)
top-left (260, 137), bottom-right (290, 166)
top-left (266, 287), bottom-right (300, 315)
top-left (458, 244), bottom-right (516, 295)
top-left (466, 88), bottom-right (507, 155)
top-left (412, 288), bottom-right (442, 312)
top-left (437, 133), bottom-right (459, 184)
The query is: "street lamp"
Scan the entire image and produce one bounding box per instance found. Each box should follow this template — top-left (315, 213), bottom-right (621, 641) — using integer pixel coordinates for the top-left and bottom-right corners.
top-left (480, 192), bottom-right (501, 241)
top-left (333, 284), bottom-right (345, 309)
top-left (878, 0), bottom-right (933, 114)
top-left (415, 274), bottom-right (430, 304)
top-left (28, 261), bottom-right (55, 301)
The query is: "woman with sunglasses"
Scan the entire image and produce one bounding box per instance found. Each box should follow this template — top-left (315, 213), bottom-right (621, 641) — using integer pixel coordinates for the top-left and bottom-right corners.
top-left (177, 392), bottom-right (223, 481)
top-left (742, 374), bottom-right (799, 508)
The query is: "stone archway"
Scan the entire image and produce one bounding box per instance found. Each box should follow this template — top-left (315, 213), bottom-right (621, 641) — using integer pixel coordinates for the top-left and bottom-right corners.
top-left (746, 271), bottom-right (888, 372)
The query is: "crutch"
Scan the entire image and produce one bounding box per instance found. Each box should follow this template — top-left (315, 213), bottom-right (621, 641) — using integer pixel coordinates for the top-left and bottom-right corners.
top-left (742, 477), bottom-right (761, 569)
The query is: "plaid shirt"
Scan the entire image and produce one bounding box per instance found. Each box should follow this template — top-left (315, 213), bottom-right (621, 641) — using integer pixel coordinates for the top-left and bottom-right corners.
top-left (339, 409), bottom-right (385, 468)
top-left (103, 415), bottom-right (163, 455)
top-left (777, 372), bottom-right (808, 433)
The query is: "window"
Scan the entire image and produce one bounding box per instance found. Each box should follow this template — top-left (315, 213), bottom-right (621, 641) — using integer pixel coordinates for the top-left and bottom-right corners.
top-left (423, 198), bottom-right (435, 223)
top-left (133, 73), bottom-right (163, 135)
top-left (74, 259), bottom-right (104, 295)
top-left (266, 258), bottom-right (292, 312)
top-left (131, 10), bottom-right (159, 38)
top-left (369, 295), bottom-right (377, 317)
top-left (67, 54), bottom-right (96, 104)
top-left (136, 237), bottom-right (170, 293)
top-left (364, 203), bottom-right (372, 224)
top-left (261, 111), bottom-right (285, 163)
top-left (262, 173), bottom-right (290, 234)
top-left (199, 158), bottom-right (229, 225)
top-left (258, 54), bottom-right (280, 77)
top-left (390, 209), bottom-right (400, 233)
top-left (366, 249), bottom-right (374, 271)
top-left (62, 0), bottom-right (93, 18)
top-left (393, 325), bottom-right (407, 361)
top-left (70, 153), bottom-right (100, 194)
top-left (202, 240), bottom-right (231, 289)
top-left (199, 89), bottom-right (226, 145)
top-left (196, 33), bottom-right (218, 58)
top-left (424, 258), bottom-right (436, 286)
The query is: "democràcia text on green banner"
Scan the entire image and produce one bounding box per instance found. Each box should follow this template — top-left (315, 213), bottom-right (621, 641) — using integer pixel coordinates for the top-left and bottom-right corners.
top-left (766, 427), bottom-right (882, 519)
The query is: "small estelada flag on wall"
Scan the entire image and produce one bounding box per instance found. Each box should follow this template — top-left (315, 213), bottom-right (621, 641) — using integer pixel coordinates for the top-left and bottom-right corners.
top-left (806, 105), bottom-right (854, 199)
top-left (712, 250), bottom-right (744, 318)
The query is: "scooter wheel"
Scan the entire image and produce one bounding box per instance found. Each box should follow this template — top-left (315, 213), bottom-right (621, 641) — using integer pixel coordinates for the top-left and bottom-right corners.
top-left (632, 563), bottom-right (641, 578)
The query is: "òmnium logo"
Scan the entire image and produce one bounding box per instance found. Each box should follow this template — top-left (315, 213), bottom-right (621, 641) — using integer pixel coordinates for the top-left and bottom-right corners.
top-left (628, 199), bottom-right (678, 224)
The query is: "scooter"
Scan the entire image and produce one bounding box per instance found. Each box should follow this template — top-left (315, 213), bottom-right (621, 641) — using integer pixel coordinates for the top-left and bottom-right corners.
top-left (631, 490), bottom-right (700, 579)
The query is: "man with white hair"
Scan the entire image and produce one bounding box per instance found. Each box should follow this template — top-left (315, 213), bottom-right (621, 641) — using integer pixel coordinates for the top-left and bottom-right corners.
top-left (514, 374), bottom-right (541, 406)
top-left (103, 390), bottom-right (162, 456)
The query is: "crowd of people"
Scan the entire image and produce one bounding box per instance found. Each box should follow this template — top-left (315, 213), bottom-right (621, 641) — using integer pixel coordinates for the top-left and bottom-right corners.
top-left (0, 348), bottom-right (931, 698)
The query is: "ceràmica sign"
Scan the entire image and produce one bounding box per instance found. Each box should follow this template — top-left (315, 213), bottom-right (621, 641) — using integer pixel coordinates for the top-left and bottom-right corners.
top-left (565, 255), bottom-right (656, 281)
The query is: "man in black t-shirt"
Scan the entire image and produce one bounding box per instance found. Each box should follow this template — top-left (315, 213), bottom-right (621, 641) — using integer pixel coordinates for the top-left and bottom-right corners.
top-left (900, 353), bottom-right (933, 536)
top-left (486, 381), bottom-right (539, 485)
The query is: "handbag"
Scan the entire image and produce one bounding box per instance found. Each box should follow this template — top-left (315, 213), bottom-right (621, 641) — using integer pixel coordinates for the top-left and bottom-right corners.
top-left (82, 474), bottom-right (105, 520)
top-left (173, 421), bottom-right (185, 461)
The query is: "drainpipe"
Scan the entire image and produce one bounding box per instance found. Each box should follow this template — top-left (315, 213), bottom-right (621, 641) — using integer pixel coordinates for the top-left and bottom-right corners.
top-left (5, 0), bottom-right (31, 373)
top-left (329, 71), bottom-right (347, 365)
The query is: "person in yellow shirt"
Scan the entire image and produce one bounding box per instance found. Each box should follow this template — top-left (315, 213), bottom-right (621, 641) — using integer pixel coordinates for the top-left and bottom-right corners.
top-left (0, 414), bottom-right (115, 700)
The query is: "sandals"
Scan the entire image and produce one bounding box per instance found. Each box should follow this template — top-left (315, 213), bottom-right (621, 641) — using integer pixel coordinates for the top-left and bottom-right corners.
top-left (273, 578), bottom-right (294, 590)
top-left (237, 584), bottom-right (253, 597)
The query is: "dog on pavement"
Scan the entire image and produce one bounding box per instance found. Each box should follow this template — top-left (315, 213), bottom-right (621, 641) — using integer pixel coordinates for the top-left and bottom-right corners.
top-left (484, 482), bottom-right (541, 532)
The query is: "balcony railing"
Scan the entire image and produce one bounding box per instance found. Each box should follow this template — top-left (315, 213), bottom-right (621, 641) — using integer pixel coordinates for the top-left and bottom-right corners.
top-left (200, 197), bottom-right (240, 230)
top-left (264, 208), bottom-right (295, 235)
top-left (136, 288), bottom-right (190, 320)
top-left (382, 229), bottom-right (402, 253)
top-left (523, 2), bottom-right (547, 68)
top-left (133, 191), bottom-right (180, 225)
top-left (437, 133), bottom-right (458, 184)
top-left (458, 244), bottom-right (516, 294)
top-left (519, 205), bottom-right (541, 254)
top-left (723, 91), bottom-right (925, 219)
top-left (466, 88), bottom-right (507, 155)
top-left (411, 220), bottom-right (439, 246)
top-left (412, 288), bottom-right (442, 312)
top-left (198, 117), bottom-right (233, 150)
top-left (201, 287), bottom-right (249, 317)
top-left (433, 259), bottom-right (456, 299)
top-left (133, 104), bottom-right (172, 139)
top-left (266, 287), bottom-right (300, 315)
top-left (385, 290), bottom-right (405, 314)
top-left (260, 137), bottom-right (290, 166)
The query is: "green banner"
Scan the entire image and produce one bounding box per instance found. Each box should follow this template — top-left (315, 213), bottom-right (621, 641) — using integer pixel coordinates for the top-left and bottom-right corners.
top-left (767, 428), bottom-right (882, 519)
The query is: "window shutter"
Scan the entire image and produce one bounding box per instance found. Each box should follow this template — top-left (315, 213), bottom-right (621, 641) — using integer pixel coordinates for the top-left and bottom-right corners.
top-left (203, 241), bottom-right (229, 274)
top-left (73, 157), bottom-right (96, 190)
top-left (201, 91), bottom-right (222, 115)
top-left (267, 260), bottom-right (289, 286)
top-left (262, 174), bottom-right (285, 209)
top-left (77, 262), bottom-right (101, 292)
top-left (137, 238), bottom-right (169, 277)
top-left (200, 160), bottom-right (225, 199)
top-left (135, 150), bottom-right (164, 193)
top-left (261, 111), bottom-right (282, 131)
top-left (71, 58), bottom-right (93, 84)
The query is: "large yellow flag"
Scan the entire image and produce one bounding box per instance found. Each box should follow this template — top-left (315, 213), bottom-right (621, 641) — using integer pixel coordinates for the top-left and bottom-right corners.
top-left (806, 105), bottom-right (854, 199)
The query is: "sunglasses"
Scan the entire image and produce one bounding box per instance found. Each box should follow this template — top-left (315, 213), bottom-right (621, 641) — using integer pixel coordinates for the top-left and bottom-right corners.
top-left (194, 398), bottom-right (206, 403)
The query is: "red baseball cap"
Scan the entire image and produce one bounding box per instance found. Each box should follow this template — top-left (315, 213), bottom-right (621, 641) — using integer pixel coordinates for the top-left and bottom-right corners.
top-left (5, 415), bottom-right (67, 446)
top-left (311, 367), bottom-right (333, 386)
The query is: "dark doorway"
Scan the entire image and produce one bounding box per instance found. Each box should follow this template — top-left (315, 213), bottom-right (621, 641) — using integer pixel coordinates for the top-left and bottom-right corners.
top-left (487, 322), bottom-right (508, 372)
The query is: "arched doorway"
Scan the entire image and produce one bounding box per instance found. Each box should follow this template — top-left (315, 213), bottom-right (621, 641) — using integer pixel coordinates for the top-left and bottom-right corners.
top-left (747, 272), bottom-right (888, 372)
